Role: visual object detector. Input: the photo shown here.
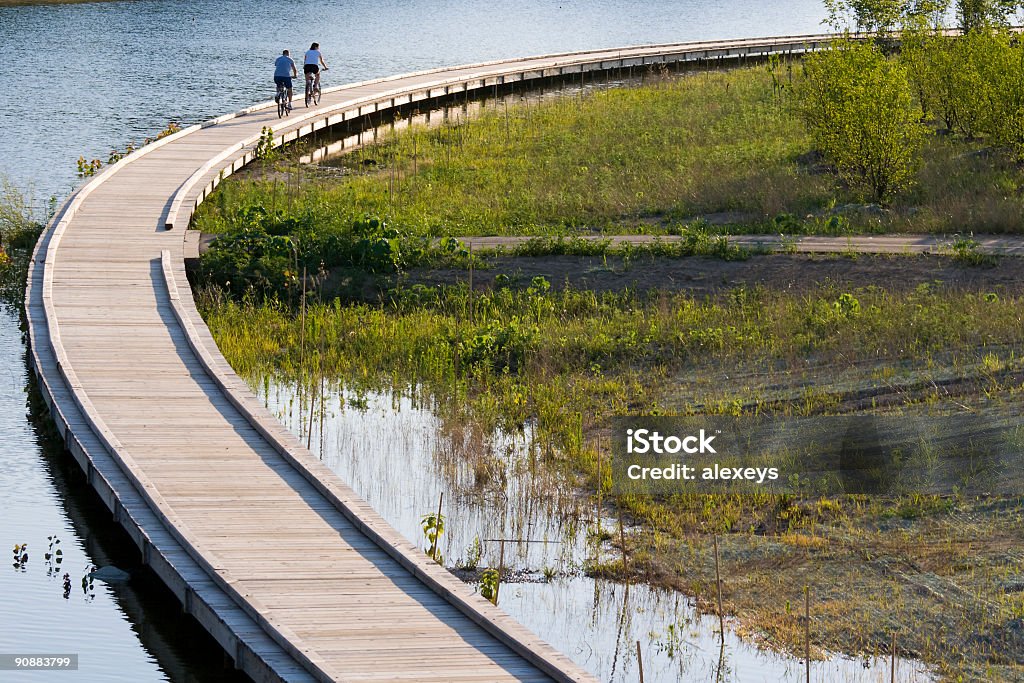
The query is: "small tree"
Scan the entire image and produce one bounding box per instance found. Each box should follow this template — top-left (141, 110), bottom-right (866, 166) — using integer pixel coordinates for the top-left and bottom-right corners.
top-left (797, 40), bottom-right (925, 202)
top-left (975, 31), bottom-right (1024, 159)
top-left (956, 0), bottom-right (1021, 32)
top-left (823, 0), bottom-right (947, 32)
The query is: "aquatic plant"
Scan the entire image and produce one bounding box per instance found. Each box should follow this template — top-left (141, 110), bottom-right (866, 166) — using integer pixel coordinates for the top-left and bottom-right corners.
top-left (459, 537), bottom-right (483, 571)
top-left (12, 543), bottom-right (28, 571)
top-left (479, 568), bottom-right (499, 604)
top-left (420, 511), bottom-right (446, 564)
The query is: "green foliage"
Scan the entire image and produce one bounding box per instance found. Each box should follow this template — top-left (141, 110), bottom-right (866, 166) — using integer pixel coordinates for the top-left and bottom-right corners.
top-left (76, 156), bottom-right (103, 178)
top-left (255, 127), bottom-right (275, 161)
top-left (0, 179), bottom-right (47, 308)
top-left (454, 317), bottom-right (538, 375)
top-left (420, 511), bottom-right (445, 563)
top-left (459, 537), bottom-right (483, 570)
top-left (951, 236), bottom-right (998, 266)
top-left (904, 29), bottom-right (1024, 159)
top-left (479, 568), bottom-right (499, 604)
top-left (796, 40), bottom-right (925, 202)
top-left (348, 215), bottom-right (415, 273)
top-left (823, 0), bottom-right (947, 32)
top-left (194, 68), bottom-right (823, 238)
top-left (972, 32), bottom-right (1024, 160)
top-left (956, 0), bottom-right (1022, 31)
top-left (199, 208), bottom-right (434, 299)
top-left (200, 227), bottom-right (297, 298)
top-left (76, 122), bottom-right (183, 178)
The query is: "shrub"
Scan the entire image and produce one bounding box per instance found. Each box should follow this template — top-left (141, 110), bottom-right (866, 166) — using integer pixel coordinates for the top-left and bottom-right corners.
top-left (904, 28), bottom-right (1024, 159)
top-left (796, 39), bottom-right (925, 202)
top-left (455, 318), bottom-right (537, 374)
top-left (823, 0), bottom-right (947, 33)
top-left (956, 0), bottom-right (1021, 32)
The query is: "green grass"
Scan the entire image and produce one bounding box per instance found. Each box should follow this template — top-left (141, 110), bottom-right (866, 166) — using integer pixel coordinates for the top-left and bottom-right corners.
top-left (201, 279), bottom-right (1024, 449)
top-left (193, 64), bottom-right (1024, 243)
top-left (194, 67), bottom-right (824, 238)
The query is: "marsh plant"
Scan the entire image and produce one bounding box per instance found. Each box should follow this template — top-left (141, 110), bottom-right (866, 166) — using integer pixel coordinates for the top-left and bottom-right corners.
top-left (458, 536), bottom-right (483, 571)
top-left (420, 511), bottom-right (446, 564)
top-left (75, 121), bottom-right (183, 178)
top-left (479, 568), bottom-right (499, 604)
top-left (44, 536), bottom-right (63, 577)
top-left (12, 543), bottom-right (28, 571)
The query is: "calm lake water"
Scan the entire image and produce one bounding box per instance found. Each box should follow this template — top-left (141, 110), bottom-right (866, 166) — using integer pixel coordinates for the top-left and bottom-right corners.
top-left (0, 1), bottom-right (832, 680)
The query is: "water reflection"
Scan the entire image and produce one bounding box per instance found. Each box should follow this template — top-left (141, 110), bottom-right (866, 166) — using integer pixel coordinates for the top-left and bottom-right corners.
top-left (259, 379), bottom-right (933, 682)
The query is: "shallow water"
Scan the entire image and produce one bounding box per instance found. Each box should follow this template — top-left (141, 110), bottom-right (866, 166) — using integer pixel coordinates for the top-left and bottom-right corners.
top-left (259, 380), bottom-right (934, 682)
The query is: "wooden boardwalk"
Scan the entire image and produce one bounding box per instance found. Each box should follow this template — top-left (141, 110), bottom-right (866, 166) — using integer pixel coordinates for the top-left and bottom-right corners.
top-left (27, 35), bottom-right (835, 683)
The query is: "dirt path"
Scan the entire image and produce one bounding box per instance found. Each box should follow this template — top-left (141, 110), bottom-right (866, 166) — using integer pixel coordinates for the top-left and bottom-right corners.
top-left (458, 233), bottom-right (1024, 255)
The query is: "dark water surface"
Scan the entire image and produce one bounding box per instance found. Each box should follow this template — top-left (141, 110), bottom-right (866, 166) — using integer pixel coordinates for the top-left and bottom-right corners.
top-left (0, 2), bottom-right (828, 680)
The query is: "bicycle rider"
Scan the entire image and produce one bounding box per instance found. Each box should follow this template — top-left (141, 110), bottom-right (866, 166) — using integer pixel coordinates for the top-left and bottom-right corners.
top-left (303, 42), bottom-right (329, 93)
top-left (274, 49), bottom-right (297, 110)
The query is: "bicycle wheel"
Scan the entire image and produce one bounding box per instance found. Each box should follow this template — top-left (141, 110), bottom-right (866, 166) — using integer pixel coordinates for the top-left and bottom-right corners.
top-left (313, 83), bottom-right (321, 106)
top-left (277, 87), bottom-right (286, 118)
top-left (305, 80), bottom-right (312, 107)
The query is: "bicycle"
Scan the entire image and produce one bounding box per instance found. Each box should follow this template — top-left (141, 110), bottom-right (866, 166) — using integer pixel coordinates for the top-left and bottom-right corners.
top-left (304, 67), bottom-right (326, 107)
top-left (275, 80), bottom-right (292, 118)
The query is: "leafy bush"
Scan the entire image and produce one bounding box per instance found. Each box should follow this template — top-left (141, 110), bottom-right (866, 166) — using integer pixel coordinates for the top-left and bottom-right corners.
top-left (199, 209), bottom-right (434, 299)
top-left (823, 0), bottom-right (946, 33)
top-left (455, 317), bottom-right (538, 374)
top-left (796, 40), bottom-right (925, 202)
top-left (904, 28), bottom-right (1024, 159)
top-left (956, 0), bottom-right (1021, 32)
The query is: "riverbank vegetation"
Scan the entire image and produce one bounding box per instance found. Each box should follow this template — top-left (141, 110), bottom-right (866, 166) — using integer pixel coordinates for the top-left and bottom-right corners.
top-left (193, 11), bottom-right (1024, 680)
top-left (194, 32), bottom-right (1024, 281)
top-left (0, 180), bottom-right (46, 308)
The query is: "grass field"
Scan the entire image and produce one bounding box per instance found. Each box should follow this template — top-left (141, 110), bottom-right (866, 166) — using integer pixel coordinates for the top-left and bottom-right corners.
top-left (194, 65), bottom-right (1024, 243)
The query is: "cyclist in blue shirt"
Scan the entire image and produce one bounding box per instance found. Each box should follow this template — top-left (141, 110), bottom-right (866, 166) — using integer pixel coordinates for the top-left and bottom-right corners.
top-left (274, 50), bottom-right (298, 111)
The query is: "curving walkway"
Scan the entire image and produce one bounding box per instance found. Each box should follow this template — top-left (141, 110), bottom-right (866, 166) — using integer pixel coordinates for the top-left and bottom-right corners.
top-left (28, 35), bottom-right (838, 682)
